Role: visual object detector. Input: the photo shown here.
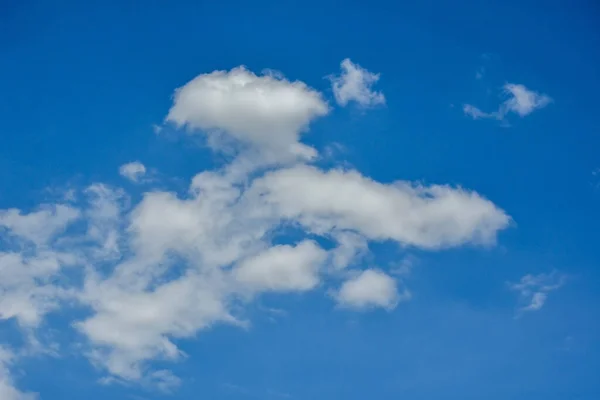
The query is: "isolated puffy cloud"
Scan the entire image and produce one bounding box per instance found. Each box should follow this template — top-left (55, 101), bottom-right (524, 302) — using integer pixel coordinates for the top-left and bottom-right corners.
top-left (335, 269), bottom-right (403, 310)
top-left (248, 165), bottom-right (510, 249)
top-left (509, 271), bottom-right (566, 313)
top-left (464, 83), bottom-right (552, 122)
top-left (119, 161), bottom-right (146, 182)
top-left (329, 58), bottom-right (385, 107)
top-left (502, 84), bottom-right (552, 116)
top-left (165, 66), bottom-right (329, 157)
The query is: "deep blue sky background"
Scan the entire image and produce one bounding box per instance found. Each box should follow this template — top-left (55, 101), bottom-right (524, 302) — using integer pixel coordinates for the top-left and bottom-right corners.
top-left (1, 0), bottom-right (599, 399)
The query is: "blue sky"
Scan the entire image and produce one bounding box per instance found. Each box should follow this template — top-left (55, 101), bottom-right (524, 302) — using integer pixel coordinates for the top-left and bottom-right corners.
top-left (1, 0), bottom-right (599, 399)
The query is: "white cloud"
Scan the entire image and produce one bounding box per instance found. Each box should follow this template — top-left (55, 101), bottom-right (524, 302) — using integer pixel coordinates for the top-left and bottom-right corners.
top-left (463, 104), bottom-right (493, 120)
top-left (0, 348), bottom-right (37, 400)
top-left (329, 231), bottom-right (368, 270)
top-left (0, 63), bottom-right (514, 394)
top-left (248, 165), bottom-right (510, 249)
top-left (0, 250), bottom-right (77, 327)
top-left (501, 84), bottom-right (552, 116)
top-left (335, 269), bottom-right (405, 310)
top-left (233, 241), bottom-right (327, 292)
top-left (329, 58), bottom-right (385, 107)
top-left (83, 184), bottom-right (126, 260)
top-left (509, 271), bottom-right (566, 313)
top-left (147, 369), bottom-right (182, 393)
top-left (76, 272), bottom-right (237, 381)
top-left (165, 66), bottom-right (329, 158)
top-left (71, 161), bottom-right (509, 382)
top-left (390, 255), bottom-right (416, 276)
top-left (464, 83), bottom-right (552, 122)
top-left (72, 168), bottom-right (268, 380)
top-left (0, 204), bottom-right (81, 328)
top-left (119, 161), bottom-right (147, 183)
top-left (0, 204), bottom-right (79, 246)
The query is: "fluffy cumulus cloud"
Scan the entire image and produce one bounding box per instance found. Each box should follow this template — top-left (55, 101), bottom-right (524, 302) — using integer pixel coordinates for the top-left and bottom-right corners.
top-left (464, 83), bottom-right (552, 122)
top-left (329, 58), bottom-right (385, 107)
top-left (119, 161), bottom-right (146, 182)
top-left (233, 241), bottom-right (328, 292)
top-left (165, 66), bottom-right (329, 159)
top-left (335, 269), bottom-right (405, 310)
top-left (509, 271), bottom-right (566, 313)
top-left (0, 60), bottom-right (513, 396)
top-left (248, 165), bottom-right (510, 249)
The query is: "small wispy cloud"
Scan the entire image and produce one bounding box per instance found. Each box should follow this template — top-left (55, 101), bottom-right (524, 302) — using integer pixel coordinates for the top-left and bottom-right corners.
top-left (329, 58), bottom-right (385, 108)
top-left (119, 161), bottom-right (147, 183)
top-left (390, 255), bottom-right (417, 276)
top-left (152, 124), bottom-right (163, 135)
top-left (509, 270), bottom-right (566, 314)
top-left (463, 104), bottom-right (494, 120)
top-left (592, 168), bottom-right (600, 189)
top-left (475, 67), bottom-right (485, 80)
top-left (464, 83), bottom-right (552, 123)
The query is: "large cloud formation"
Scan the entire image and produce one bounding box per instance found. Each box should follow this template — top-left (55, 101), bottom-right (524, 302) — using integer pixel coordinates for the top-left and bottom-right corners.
top-left (0, 62), bottom-right (511, 396)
